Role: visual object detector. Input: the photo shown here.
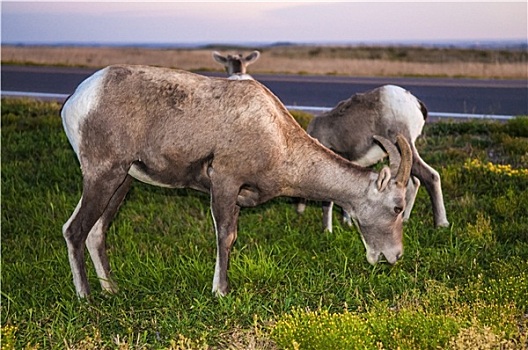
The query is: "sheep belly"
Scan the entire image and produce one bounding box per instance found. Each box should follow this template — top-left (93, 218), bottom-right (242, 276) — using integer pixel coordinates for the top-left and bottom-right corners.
top-left (128, 164), bottom-right (174, 188)
top-left (128, 157), bottom-right (212, 193)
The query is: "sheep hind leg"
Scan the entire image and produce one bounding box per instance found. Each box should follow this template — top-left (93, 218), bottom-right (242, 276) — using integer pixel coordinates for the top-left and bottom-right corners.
top-left (209, 176), bottom-right (241, 297)
top-left (403, 176), bottom-right (420, 222)
top-left (85, 175), bottom-right (133, 294)
top-left (322, 201), bottom-right (334, 232)
top-left (63, 167), bottom-right (131, 298)
top-left (411, 146), bottom-right (449, 228)
top-left (341, 208), bottom-right (352, 227)
top-left (296, 197), bottom-right (307, 214)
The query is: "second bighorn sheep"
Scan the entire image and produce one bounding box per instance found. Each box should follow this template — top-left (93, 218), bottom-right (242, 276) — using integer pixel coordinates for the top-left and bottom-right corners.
top-left (297, 85), bottom-right (449, 231)
top-left (212, 50), bottom-right (260, 80)
top-left (61, 65), bottom-right (412, 298)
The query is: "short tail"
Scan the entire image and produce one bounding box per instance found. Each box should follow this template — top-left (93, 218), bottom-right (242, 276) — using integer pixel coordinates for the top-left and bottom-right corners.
top-left (419, 100), bottom-right (428, 121)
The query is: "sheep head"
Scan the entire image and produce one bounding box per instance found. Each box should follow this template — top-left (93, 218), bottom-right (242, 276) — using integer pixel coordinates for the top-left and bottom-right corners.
top-left (349, 135), bottom-right (412, 265)
top-left (212, 51), bottom-right (260, 77)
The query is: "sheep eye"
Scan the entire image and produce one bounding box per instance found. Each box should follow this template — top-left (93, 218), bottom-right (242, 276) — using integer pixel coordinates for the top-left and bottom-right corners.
top-left (394, 207), bottom-right (403, 214)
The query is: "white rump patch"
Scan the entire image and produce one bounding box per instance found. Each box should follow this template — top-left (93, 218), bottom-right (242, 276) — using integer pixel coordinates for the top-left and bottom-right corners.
top-left (61, 68), bottom-right (108, 156)
top-left (228, 74), bottom-right (254, 80)
top-left (380, 85), bottom-right (425, 142)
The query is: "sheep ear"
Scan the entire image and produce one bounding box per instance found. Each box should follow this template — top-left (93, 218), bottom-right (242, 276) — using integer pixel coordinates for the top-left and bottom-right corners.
top-left (376, 166), bottom-right (392, 191)
top-left (212, 51), bottom-right (227, 64)
top-left (245, 50), bottom-right (260, 64)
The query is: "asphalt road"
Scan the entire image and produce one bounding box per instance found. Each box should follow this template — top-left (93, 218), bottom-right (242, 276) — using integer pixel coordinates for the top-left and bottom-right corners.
top-left (2, 65), bottom-right (527, 117)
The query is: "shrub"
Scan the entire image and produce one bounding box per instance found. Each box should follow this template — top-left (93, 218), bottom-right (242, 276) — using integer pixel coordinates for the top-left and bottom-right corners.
top-left (290, 110), bottom-right (314, 130)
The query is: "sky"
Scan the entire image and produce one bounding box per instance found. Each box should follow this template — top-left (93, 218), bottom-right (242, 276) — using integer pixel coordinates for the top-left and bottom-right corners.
top-left (1, 1), bottom-right (527, 46)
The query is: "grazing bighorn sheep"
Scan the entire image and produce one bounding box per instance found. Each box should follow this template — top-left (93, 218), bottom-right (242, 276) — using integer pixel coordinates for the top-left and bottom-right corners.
top-left (297, 85), bottom-right (449, 232)
top-left (212, 50), bottom-right (260, 80)
top-left (61, 65), bottom-right (412, 298)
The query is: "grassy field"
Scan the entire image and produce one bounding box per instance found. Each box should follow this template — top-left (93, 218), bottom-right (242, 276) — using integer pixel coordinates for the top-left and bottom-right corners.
top-left (2, 44), bottom-right (527, 79)
top-left (1, 98), bottom-right (528, 349)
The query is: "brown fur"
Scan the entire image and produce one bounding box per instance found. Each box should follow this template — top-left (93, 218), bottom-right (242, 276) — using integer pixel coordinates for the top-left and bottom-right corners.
top-left (62, 66), bottom-right (412, 297)
top-left (302, 85), bottom-right (449, 229)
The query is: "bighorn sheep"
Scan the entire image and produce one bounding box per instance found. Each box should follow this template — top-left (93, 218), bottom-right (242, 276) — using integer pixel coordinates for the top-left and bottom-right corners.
top-left (61, 65), bottom-right (412, 298)
top-left (212, 50), bottom-right (260, 80)
top-left (297, 85), bottom-right (449, 232)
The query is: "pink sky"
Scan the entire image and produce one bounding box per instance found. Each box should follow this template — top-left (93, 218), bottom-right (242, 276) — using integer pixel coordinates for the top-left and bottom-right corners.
top-left (2, 2), bottom-right (526, 44)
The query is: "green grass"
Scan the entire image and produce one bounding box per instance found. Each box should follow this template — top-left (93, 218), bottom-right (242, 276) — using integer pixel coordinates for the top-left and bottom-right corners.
top-left (2, 98), bottom-right (527, 349)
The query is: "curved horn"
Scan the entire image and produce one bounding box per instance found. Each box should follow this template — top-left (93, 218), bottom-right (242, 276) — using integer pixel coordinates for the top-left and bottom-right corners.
top-left (373, 135), bottom-right (400, 174)
top-left (373, 135), bottom-right (413, 187)
top-left (394, 134), bottom-right (412, 186)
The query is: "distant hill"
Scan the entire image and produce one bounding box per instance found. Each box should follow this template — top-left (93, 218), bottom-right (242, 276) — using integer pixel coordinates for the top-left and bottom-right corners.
top-left (3, 39), bottom-right (526, 51)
